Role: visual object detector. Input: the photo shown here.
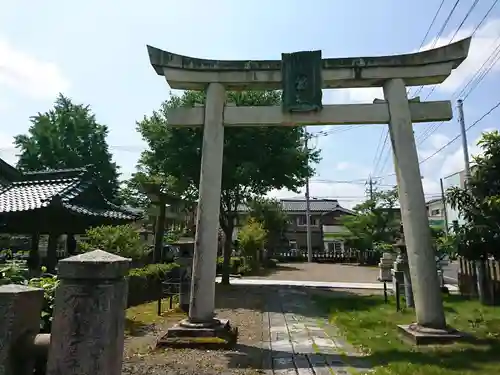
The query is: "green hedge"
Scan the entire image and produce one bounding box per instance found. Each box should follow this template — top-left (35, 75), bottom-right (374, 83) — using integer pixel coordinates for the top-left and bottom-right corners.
top-left (127, 263), bottom-right (180, 307)
top-left (216, 256), bottom-right (244, 275)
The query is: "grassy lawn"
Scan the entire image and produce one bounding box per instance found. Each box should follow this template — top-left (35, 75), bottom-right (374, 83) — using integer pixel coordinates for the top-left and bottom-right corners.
top-left (125, 298), bottom-right (185, 336)
top-left (314, 293), bottom-right (500, 375)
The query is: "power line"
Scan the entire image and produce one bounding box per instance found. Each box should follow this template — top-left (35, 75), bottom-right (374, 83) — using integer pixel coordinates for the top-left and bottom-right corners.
top-left (412, 0), bottom-right (463, 98)
top-left (407, 0), bottom-right (447, 97)
top-left (418, 0), bottom-right (481, 100)
top-left (416, 32), bottom-right (500, 145)
top-left (375, 1), bottom-right (466, 177)
top-left (419, 99), bottom-right (500, 164)
top-left (415, 1), bottom-right (500, 146)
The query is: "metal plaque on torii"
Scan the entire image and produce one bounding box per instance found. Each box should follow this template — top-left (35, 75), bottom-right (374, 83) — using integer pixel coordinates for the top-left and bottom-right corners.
top-left (281, 50), bottom-right (323, 113)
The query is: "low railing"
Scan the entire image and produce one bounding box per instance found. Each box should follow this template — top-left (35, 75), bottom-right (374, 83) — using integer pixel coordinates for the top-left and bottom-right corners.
top-left (458, 257), bottom-right (500, 304)
top-left (268, 248), bottom-right (381, 265)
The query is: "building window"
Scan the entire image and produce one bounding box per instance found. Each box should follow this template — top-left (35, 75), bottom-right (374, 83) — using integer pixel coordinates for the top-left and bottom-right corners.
top-left (431, 209), bottom-right (441, 216)
top-left (327, 241), bottom-right (342, 252)
top-left (296, 215), bottom-right (319, 226)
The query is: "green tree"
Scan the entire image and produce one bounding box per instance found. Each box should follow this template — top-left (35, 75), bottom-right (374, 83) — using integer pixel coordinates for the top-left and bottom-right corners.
top-left (136, 90), bottom-right (319, 284)
top-left (446, 130), bottom-right (500, 261)
top-left (237, 218), bottom-right (268, 271)
top-left (79, 224), bottom-right (148, 260)
top-left (447, 130), bottom-right (500, 304)
top-left (339, 187), bottom-right (400, 252)
top-left (14, 94), bottom-right (120, 201)
top-left (246, 197), bottom-right (288, 251)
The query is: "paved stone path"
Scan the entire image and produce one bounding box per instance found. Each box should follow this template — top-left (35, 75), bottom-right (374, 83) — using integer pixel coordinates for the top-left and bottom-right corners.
top-left (261, 287), bottom-right (372, 375)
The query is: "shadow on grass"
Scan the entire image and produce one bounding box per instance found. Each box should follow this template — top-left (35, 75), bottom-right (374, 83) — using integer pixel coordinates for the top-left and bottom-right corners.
top-left (361, 341), bottom-right (500, 373)
top-left (311, 292), bottom-right (500, 374)
top-left (125, 298), bottom-right (186, 337)
top-left (125, 318), bottom-right (155, 337)
top-left (223, 340), bottom-right (500, 373)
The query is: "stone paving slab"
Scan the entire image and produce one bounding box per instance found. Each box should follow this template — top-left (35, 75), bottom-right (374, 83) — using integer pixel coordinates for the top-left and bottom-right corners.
top-left (262, 287), bottom-right (372, 374)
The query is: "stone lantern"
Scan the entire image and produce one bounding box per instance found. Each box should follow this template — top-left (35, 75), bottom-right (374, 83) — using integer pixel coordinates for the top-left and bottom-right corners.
top-left (392, 227), bottom-right (415, 308)
top-left (378, 251), bottom-right (395, 282)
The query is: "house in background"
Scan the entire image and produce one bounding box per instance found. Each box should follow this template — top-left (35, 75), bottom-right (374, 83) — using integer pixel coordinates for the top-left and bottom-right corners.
top-left (442, 168), bottom-right (470, 228)
top-left (281, 199), bottom-right (354, 252)
top-left (426, 198), bottom-right (445, 229)
top-left (235, 198), bottom-right (354, 252)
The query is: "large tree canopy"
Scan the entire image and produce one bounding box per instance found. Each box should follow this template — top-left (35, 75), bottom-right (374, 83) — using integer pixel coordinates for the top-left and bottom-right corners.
top-left (14, 94), bottom-right (120, 201)
top-left (137, 90), bottom-right (320, 282)
top-left (339, 187), bottom-right (400, 251)
top-left (447, 130), bottom-right (500, 260)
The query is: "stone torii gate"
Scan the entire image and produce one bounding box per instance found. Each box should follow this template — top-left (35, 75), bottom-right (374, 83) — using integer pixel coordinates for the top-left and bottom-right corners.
top-left (147, 37), bottom-right (471, 341)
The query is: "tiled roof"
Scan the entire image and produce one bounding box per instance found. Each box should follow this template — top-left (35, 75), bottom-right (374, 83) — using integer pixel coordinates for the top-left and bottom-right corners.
top-left (0, 163), bottom-right (138, 221)
top-left (0, 178), bottom-right (79, 213)
top-left (280, 199), bottom-right (340, 212)
top-left (62, 203), bottom-right (138, 220)
top-left (236, 198), bottom-right (351, 214)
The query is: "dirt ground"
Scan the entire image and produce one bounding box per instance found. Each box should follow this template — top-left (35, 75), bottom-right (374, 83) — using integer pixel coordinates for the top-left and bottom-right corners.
top-left (122, 284), bottom-right (268, 375)
top-left (250, 262), bottom-right (380, 283)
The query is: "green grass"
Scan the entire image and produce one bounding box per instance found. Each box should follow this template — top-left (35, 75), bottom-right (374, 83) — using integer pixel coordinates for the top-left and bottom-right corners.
top-left (314, 293), bottom-right (500, 375)
top-left (125, 298), bottom-right (186, 336)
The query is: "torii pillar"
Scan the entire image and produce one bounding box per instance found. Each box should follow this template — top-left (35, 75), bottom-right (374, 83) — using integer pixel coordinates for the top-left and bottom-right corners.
top-left (147, 37), bottom-right (471, 345)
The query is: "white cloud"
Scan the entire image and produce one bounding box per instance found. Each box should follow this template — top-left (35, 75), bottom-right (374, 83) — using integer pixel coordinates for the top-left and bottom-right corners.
top-left (0, 38), bottom-right (70, 99)
top-left (323, 87), bottom-right (383, 105)
top-left (0, 132), bottom-right (17, 166)
top-left (422, 19), bottom-right (500, 94)
top-left (322, 19), bottom-right (500, 105)
top-left (335, 161), bottom-right (351, 171)
top-left (417, 131), bottom-right (493, 198)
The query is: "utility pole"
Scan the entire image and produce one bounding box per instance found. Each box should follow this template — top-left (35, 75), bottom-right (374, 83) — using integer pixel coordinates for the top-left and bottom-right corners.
top-left (458, 99), bottom-right (485, 302)
top-left (458, 99), bottom-right (471, 182)
top-left (439, 178), bottom-right (449, 235)
top-left (368, 176), bottom-right (375, 200)
top-left (304, 132), bottom-right (313, 262)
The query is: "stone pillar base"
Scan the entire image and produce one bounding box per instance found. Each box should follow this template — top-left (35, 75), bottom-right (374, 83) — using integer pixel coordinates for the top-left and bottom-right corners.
top-left (398, 323), bottom-right (464, 345)
top-left (157, 318), bottom-right (238, 349)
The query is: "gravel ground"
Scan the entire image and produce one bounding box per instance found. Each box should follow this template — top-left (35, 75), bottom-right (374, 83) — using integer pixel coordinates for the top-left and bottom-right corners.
top-left (122, 284), bottom-right (267, 375)
top-left (249, 262), bottom-right (380, 283)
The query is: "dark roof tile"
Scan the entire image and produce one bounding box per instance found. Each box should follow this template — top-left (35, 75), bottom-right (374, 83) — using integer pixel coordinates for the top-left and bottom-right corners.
top-left (280, 199), bottom-right (339, 212)
top-left (0, 178), bottom-right (79, 213)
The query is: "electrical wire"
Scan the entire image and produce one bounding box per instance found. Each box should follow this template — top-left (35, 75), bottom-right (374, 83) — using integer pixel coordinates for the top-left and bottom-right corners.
top-left (419, 99), bottom-right (500, 165)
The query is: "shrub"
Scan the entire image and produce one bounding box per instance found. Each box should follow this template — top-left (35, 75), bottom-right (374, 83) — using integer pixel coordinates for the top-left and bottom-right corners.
top-left (79, 224), bottom-right (149, 260)
top-left (263, 258), bottom-right (278, 268)
top-left (28, 275), bottom-right (59, 333)
top-left (237, 218), bottom-right (267, 270)
top-left (127, 263), bottom-right (180, 307)
top-left (216, 256), bottom-right (242, 275)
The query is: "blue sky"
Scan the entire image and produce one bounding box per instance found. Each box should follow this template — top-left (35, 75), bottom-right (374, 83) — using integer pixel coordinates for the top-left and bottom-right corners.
top-left (1, 0), bottom-right (499, 208)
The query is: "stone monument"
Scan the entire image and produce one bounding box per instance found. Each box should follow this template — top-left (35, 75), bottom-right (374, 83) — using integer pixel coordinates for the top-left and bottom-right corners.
top-left (147, 37), bottom-right (471, 343)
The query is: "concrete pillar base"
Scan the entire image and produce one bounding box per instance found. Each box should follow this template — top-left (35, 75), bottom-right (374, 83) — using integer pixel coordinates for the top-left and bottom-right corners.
top-left (398, 323), bottom-right (464, 345)
top-left (157, 318), bottom-right (238, 349)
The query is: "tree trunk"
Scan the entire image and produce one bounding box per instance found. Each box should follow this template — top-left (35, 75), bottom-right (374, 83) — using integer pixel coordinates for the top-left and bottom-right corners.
top-left (476, 258), bottom-right (490, 305)
top-left (28, 233), bottom-right (40, 278)
top-left (221, 223), bottom-right (234, 285)
top-left (46, 233), bottom-right (59, 274)
top-left (153, 203), bottom-right (166, 263)
top-left (66, 234), bottom-right (77, 255)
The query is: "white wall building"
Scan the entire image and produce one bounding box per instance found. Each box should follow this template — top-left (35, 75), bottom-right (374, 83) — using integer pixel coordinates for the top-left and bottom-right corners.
top-left (442, 169), bottom-right (467, 228)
